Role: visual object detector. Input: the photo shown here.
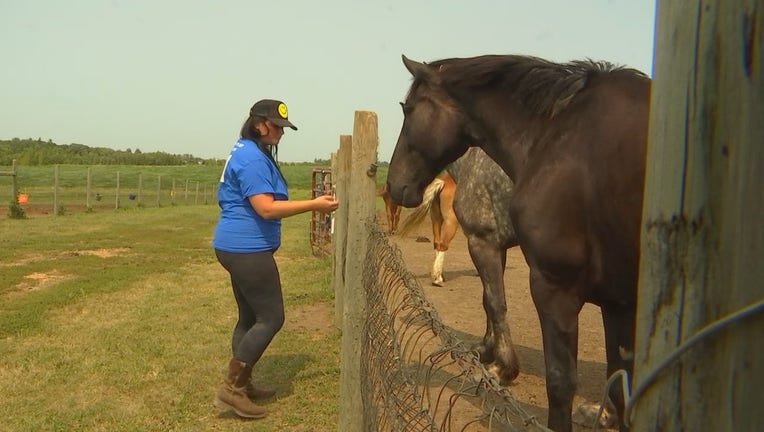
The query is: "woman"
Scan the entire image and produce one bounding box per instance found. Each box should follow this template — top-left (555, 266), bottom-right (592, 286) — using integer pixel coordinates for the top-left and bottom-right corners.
top-left (212, 99), bottom-right (338, 419)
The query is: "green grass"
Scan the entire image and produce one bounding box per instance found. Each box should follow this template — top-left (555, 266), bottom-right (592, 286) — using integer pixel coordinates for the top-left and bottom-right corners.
top-left (0, 197), bottom-right (342, 431)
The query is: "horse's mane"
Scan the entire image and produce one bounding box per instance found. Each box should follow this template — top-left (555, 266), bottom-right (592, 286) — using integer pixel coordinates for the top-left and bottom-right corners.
top-left (417, 55), bottom-right (648, 118)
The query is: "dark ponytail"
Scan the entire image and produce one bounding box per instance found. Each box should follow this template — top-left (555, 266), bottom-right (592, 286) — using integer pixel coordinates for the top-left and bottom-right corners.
top-left (240, 115), bottom-right (288, 187)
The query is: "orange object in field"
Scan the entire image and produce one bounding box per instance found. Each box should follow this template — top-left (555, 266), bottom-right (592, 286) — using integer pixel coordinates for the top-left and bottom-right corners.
top-left (17, 193), bottom-right (29, 204)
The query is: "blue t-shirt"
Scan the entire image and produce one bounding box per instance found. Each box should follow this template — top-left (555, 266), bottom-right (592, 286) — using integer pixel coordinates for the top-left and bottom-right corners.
top-left (213, 139), bottom-right (289, 253)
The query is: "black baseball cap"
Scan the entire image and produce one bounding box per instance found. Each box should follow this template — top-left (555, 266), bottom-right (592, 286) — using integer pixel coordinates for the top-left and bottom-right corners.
top-left (250, 99), bottom-right (298, 130)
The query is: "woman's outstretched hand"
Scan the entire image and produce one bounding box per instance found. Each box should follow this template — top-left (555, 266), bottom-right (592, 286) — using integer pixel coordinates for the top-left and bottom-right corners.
top-left (313, 195), bottom-right (339, 214)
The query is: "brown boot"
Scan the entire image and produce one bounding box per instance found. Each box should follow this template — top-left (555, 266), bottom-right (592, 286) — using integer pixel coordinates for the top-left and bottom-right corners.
top-left (245, 382), bottom-right (276, 400)
top-left (214, 359), bottom-right (267, 419)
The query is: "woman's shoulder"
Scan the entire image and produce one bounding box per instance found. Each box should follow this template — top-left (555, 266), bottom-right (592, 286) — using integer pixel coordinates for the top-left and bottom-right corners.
top-left (230, 141), bottom-right (267, 163)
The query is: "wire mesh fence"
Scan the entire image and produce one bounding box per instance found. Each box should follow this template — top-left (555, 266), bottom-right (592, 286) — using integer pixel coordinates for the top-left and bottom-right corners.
top-left (361, 223), bottom-right (551, 432)
top-left (2, 164), bottom-right (219, 216)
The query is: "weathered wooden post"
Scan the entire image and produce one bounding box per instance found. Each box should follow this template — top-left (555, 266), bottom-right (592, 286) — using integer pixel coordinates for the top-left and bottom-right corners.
top-left (115, 171), bottom-right (121, 209)
top-left (632, 1), bottom-right (763, 430)
top-left (1, 159), bottom-right (18, 201)
top-left (138, 173), bottom-right (143, 205)
top-left (333, 136), bottom-right (352, 329)
top-left (53, 165), bottom-right (59, 215)
top-left (86, 167), bottom-right (92, 210)
top-left (339, 111), bottom-right (378, 432)
top-left (11, 159), bottom-right (18, 201)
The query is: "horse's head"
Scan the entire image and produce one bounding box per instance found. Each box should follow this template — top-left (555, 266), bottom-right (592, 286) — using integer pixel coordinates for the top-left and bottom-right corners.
top-left (386, 55), bottom-right (475, 208)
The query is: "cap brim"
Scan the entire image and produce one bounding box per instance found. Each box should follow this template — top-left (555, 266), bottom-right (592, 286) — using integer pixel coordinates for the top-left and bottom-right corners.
top-left (270, 117), bottom-right (298, 130)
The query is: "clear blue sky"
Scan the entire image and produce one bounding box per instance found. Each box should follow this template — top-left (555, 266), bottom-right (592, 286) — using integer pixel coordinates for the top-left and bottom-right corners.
top-left (0, 0), bottom-right (656, 163)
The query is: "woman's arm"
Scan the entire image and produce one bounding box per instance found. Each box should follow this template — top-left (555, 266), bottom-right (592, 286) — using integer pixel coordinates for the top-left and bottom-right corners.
top-left (249, 193), bottom-right (339, 220)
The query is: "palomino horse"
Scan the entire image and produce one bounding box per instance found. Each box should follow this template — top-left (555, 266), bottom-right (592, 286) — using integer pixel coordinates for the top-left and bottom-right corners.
top-left (378, 183), bottom-right (401, 234)
top-left (386, 54), bottom-right (650, 432)
top-left (396, 172), bottom-right (458, 287)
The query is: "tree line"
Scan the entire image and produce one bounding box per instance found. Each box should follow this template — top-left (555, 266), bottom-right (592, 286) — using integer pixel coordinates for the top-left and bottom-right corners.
top-left (0, 138), bottom-right (221, 166)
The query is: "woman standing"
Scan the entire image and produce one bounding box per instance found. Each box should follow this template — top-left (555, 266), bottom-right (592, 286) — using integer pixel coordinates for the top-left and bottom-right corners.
top-left (212, 99), bottom-right (338, 419)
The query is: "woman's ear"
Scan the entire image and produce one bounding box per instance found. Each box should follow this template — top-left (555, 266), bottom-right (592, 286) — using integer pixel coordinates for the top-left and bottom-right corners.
top-left (253, 121), bottom-right (266, 136)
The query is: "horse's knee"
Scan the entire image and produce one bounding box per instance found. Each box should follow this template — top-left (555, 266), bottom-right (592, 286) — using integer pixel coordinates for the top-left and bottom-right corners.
top-left (545, 366), bottom-right (577, 405)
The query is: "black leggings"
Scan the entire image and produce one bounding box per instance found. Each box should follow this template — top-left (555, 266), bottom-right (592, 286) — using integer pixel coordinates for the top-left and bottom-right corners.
top-left (215, 249), bottom-right (285, 366)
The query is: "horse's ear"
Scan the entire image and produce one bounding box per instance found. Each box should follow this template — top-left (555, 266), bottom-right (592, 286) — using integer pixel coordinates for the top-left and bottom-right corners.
top-left (402, 55), bottom-right (437, 83)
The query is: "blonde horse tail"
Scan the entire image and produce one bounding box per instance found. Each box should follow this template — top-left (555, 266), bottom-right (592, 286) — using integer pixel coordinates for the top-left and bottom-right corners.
top-left (397, 178), bottom-right (445, 237)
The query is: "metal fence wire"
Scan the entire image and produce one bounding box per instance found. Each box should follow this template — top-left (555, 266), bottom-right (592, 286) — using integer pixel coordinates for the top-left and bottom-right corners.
top-left (360, 223), bottom-right (552, 432)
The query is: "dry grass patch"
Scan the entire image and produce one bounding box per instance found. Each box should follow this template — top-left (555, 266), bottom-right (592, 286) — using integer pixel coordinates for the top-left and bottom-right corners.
top-left (71, 247), bottom-right (132, 258)
top-left (286, 302), bottom-right (334, 340)
top-left (0, 248), bottom-right (132, 268)
top-left (8, 270), bottom-right (74, 298)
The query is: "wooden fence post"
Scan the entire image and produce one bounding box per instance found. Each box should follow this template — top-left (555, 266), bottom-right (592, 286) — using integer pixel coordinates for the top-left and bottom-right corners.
top-left (333, 136), bottom-right (352, 329)
top-left (115, 171), bottom-right (121, 209)
top-left (53, 165), bottom-right (59, 215)
top-left (11, 159), bottom-right (18, 201)
top-left (86, 167), bottom-right (92, 210)
top-left (1, 159), bottom-right (18, 202)
top-left (339, 112), bottom-right (378, 432)
top-left (138, 173), bottom-right (143, 205)
top-left (633, 1), bottom-right (763, 430)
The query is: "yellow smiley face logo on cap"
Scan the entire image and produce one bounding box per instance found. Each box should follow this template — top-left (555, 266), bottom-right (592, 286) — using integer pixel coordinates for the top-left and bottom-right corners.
top-left (278, 103), bottom-right (288, 119)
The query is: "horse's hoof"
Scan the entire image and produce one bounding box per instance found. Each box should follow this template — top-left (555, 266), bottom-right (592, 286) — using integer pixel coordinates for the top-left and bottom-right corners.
top-left (474, 344), bottom-right (493, 363)
top-left (486, 362), bottom-right (520, 386)
top-left (574, 403), bottom-right (617, 429)
top-left (431, 279), bottom-right (444, 287)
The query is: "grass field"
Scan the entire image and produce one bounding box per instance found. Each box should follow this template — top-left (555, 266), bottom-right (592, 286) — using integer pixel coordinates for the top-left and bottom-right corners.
top-left (0, 185), bottom-right (345, 431)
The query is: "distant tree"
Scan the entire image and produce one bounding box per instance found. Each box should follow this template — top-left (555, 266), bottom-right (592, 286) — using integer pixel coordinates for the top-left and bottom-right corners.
top-left (0, 138), bottom-right (214, 166)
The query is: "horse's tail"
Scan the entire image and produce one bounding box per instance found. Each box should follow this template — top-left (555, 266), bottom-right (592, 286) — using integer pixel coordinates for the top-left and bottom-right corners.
top-left (397, 178), bottom-right (445, 236)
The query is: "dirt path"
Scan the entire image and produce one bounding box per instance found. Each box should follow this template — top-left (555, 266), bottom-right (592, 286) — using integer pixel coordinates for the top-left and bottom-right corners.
top-left (389, 218), bottom-right (615, 431)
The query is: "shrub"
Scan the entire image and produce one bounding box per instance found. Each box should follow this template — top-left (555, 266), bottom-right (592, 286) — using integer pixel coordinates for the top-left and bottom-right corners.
top-left (8, 200), bottom-right (26, 219)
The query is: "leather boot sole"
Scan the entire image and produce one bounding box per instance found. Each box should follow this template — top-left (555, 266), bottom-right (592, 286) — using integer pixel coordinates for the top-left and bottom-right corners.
top-left (214, 396), bottom-right (267, 419)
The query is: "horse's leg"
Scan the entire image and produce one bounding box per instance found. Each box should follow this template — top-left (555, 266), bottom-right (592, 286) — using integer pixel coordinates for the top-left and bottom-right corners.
top-left (467, 236), bottom-right (519, 384)
top-left (382, 196), bottom-right (394, 234)
top-left (431, 185), bottom-right (459, 286)
top-left (530, 267), bottom-right (583, 432)
top-left (601, 303), bottom-right (635, 432)
top-left (387, 207), bottom-right (396, 234)
top-left (392, 205), bottom-right (401, 233)
top-left (429, 197), bottom-right (446, 286)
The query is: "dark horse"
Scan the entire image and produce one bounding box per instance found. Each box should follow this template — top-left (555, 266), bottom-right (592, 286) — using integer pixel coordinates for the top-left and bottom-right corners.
top-left (386, 54), bottom-right (650, 432)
